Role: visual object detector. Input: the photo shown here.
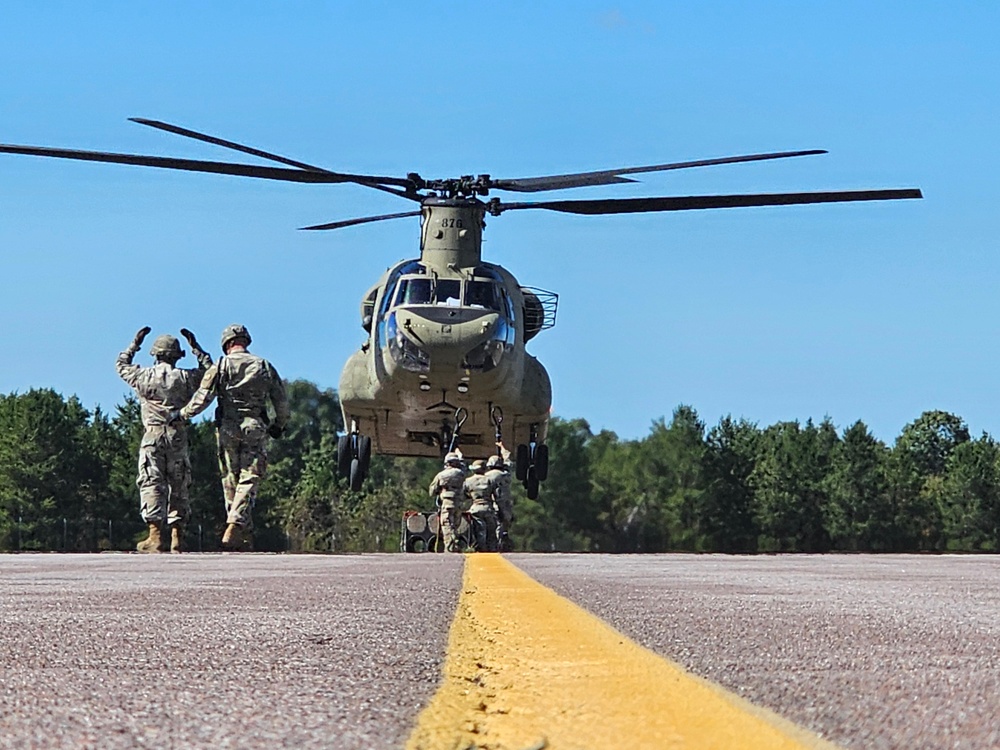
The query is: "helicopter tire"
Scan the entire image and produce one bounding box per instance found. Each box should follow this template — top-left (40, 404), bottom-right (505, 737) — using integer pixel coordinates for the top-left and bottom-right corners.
top-left (534, 444), bottom-right (549, 482)
top-left (358, 434), bottom-right (372, 473)
top-left (349, 457), bottom-right (363, 492)
top-left (515, 444), bottom-right (529, 481)
top-left (525, 469), bottom-right (540, 500)
top-left (337, 435), bottom-right (352, 478)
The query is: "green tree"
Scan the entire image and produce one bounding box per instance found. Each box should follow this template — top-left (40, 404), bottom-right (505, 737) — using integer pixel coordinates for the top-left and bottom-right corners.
top-left (523, 417), bottom-right (602, 551)
top-left (0, 390), bottom-right (94, 550)
top-left (702, 416), bottom-right (760, 552)
top-left (752, 418), bottom-right (837, 552)
top-left (889, 410), bottom-right (970, 550)
top-left (824, 420), bottom-right (892, 551)
top-left (939, 435), bottom-right (1000, 550)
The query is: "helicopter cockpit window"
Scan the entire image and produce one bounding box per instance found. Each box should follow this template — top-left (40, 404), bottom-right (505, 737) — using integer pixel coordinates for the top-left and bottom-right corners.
top-left (396, 278), bottom-right (432, 305)
top-left (435, 279), bottom-right (462, 306)
top-left (464, 280), bottom-right (501, 311)
top-left (472, 265), bottom-right (504, 282)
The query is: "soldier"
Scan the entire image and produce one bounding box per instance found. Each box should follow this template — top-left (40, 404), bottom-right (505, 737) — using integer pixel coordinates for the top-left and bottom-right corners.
top-left (429, 450), bottom-right (468, 552)
top-left (464, 459), bottom-right (498, 552)
top-left (485, 442), bottom-right (514, 551)
top-left (177, 324), bottom-right (289, 551)
top-left (116, 326), bottom-right (212, 553)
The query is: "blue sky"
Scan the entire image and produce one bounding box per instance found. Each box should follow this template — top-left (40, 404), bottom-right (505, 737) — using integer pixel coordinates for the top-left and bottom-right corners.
top-left (0, 2), bottom-right (996, 442)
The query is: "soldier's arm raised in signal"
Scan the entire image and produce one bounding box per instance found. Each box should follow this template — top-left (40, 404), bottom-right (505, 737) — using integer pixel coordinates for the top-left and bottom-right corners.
top-left (180, 328), bottom-right (214, 370)
top-left (179, 363), bottom-right (219, 420)
top-left (115, 326), bottom-right (151, 387)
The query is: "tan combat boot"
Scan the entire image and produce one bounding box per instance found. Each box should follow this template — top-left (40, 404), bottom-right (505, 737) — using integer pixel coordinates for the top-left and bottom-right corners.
top-left (169, 525), bottom-right (183, 553)
top-left (221, 523), bottom-right (241, 551)
top-left (136, 522), bottom-right (163, 553)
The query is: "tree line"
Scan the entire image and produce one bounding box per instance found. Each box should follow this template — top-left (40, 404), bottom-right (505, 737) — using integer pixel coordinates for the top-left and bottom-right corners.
top-left (1, 383), bottom-right (998, 553)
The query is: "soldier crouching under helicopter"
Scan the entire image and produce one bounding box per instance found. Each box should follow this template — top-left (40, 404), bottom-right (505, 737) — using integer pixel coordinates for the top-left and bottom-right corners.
top-left (464, 459), bottom-right (499, 552)
top-left (176, 324), bottom-right (288, 552)
top-left (429, 450), bottom-right (468, 552)
top-left (485, 442), bottom-right (514, 551)
top-left (116, 326), bottom-right (213, 553)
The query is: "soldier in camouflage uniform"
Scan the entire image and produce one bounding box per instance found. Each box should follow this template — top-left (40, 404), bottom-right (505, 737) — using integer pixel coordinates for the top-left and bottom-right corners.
top-left (429, 450), bottom-right (468, 552)
top-left (485, 442), bottom-right (514, 551)
top-left (464, 459), bottom-right (499, 552)
top-left (178, 324), bottom-right (288, 551)
top-left (116, 326), bottom-right (212, 553)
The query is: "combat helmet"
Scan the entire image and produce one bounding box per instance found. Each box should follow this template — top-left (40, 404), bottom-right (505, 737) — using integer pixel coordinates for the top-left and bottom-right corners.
top-left (149, 334), bottom-right (183, 360)
top-left (444, 451), bottom-right (464, 467)
top-left (470, 459), bottom-right (486, 474)
top-left (486, 455), bottom-right (504, 470)
top-left (221, 323), bottom-right (252, 350)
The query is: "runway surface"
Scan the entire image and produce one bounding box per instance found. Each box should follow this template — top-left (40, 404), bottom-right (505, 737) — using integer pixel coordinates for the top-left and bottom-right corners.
top-left (0, 554), bottom-right (463, 749)
top-left (1, 553), bottom-right (998, 749)
top-left (517, 553), bottom-right (1000, 750)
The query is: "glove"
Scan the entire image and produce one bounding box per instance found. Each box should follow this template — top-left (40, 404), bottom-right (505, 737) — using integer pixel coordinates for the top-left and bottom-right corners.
top-left (128, 326), bottom-right (152, 354)
top-left (267, 424), bottom-right (284, 439)
top-left (166, 410), bottom-right (184, 424)
top-left (180, 328), bottom-right (202, 351)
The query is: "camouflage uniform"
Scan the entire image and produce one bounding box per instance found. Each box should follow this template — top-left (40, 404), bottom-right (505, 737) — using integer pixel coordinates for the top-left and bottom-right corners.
top-left (429, 453), bottom-right (468, 552)
top-left (181, 326), bottom-right (288, 542)
top-left (464, 461), bottom-right (499, 552)
top-left (485, 445), bottom-right (513, 550)
top-left (116, 331), bottom-right (211, 537)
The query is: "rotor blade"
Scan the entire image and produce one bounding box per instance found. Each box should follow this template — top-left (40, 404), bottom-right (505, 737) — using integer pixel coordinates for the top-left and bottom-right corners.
top-left (0, 143), bottom-right (415, 188)
top-left (300, 210), bottom-right (422, 231)
top-left (130, 117), bottom-right (331, 172)
top-left (491, 149), bottom-right (828, 193)
top-left (128, 118), bottom-right (420, 201)
top-left (497, 189), bottom-right (923, 215)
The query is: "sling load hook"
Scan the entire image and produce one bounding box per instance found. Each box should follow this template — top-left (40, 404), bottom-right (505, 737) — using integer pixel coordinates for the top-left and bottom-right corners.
top-left (490, 405), bottom-right (504, 450)
top-left (448, 407), bottom-right (469, 453)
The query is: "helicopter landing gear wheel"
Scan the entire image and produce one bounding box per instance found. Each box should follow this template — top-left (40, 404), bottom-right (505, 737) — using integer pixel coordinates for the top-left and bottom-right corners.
top-left (358, 434), bottom-right (372, 474)
top-left (525, 468), bottom-right (540, 500)
top-left (515, 444), bottom-right (529, 481)
top-left (339, 422), bottom-right (372, 489)
top-left (534, 444), bottom-right (549, 482)
top-left (349, 457), bottom-right (363, 492)
top-left (517, 433), bottom-right (548, 496)
top-left (336, 435), bottom-right (352, 478)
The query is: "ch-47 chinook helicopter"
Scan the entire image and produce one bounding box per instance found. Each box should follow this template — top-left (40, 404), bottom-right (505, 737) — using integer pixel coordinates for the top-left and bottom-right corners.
top-left (0, 119), bottom-right (921, 497)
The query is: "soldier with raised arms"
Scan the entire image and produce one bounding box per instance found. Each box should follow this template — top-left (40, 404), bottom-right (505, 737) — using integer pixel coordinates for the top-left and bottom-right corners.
top-left (117, 327), bottom-right (213, 553)
top-left (464, 459), bottom-right (499, 552)
top-left (177, 324), bottom-right (288, 551)
top-left (485, 442), bottom-right (514, 551)
top-left (429, 450), bottom-right (468, 552)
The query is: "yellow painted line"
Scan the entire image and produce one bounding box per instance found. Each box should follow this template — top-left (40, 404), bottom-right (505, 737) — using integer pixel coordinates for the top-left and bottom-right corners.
top-left (407, 554), bottom-right (841, 750)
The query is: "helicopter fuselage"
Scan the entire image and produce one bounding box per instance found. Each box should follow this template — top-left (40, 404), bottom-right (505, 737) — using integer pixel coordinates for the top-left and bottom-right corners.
top-left (339, 199), bottom-right (553, 459)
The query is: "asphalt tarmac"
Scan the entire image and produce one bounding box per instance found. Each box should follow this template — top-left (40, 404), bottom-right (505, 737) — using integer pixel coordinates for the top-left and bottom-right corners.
top-left (2, 553), bottom-right (998, 749)
top-left (0, 554), bottom-right (463, 750)
top-left (516, 553), bottom-right (1000, 750)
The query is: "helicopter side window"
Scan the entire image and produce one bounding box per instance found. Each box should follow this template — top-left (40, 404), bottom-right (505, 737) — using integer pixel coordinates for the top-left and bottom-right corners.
top-left (503, 289), bottom-right (515, 321)
top-left (435, 279), bottom-right (462, 306)
top-left (464, 280), bottom-right (500, 310)
top-left (397, 278), bottom-right (432, 305)
top-left (379, 281), bottom-right (398, 318)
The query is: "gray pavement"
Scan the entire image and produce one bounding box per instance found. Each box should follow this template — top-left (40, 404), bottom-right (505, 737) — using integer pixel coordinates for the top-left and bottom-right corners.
top-left (514, 553), bottom-right (1000, 750)
top-left (0, 553), bottom-right (463, 750)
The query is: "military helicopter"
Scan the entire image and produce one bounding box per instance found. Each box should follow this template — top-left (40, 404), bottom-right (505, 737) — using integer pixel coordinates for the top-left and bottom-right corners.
top-left (0, 119), bottom-right (921, 497)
